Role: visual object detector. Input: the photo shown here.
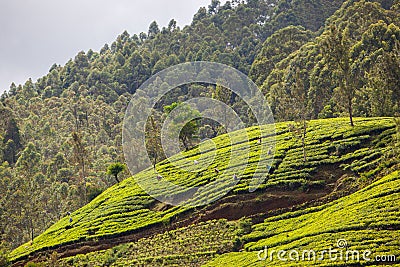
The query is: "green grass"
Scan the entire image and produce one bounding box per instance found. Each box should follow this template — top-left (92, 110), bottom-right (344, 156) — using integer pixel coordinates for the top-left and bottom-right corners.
top-left (10, 117), bottom-right (397, 262)
top-left (203, 171), bottom-right (400, 266)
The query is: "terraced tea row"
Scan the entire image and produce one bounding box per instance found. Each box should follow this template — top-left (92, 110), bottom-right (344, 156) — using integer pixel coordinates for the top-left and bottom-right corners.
top-left (51, 220), bottom-right (239, 267)
top-left (204, 171), bottom-right (400, 266)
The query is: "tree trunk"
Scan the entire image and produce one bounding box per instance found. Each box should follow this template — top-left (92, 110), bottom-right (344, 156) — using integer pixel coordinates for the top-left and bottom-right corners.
top-left (348, 97), bottom-right (354, 127)
top-left (181, 136), bottom-right (189, 151)
top-left (114, 174), bottom-right (120, 183)
top-left (302, 120), bottom-right (307, 162)
top-left (30, 218), bottom-right (34, 242)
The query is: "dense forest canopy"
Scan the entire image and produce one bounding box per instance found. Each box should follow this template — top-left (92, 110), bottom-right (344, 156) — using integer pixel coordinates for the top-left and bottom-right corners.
top-left (0, 0), bottom-right (398, 255)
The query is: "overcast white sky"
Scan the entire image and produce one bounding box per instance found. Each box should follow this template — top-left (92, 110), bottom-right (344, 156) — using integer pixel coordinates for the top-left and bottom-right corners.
top-left (0, 0), bottom-right (220, 94)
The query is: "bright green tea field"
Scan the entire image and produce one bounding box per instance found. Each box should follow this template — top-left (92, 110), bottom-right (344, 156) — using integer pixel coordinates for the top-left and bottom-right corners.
top-left (11, 118), bottom-right (400, 266)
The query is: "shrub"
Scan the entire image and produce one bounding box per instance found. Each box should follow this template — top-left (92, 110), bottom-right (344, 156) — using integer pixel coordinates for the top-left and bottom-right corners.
top-left (236, 218), bottom-right (252, 236)
top-left (24, 262), bottom-right (44, 267)
top-left (46, 252), bottom-right (59, 267)
top-left (0, 243), bottom-right (10, 267)
top-left (86, 184), bottom-right (104, 201)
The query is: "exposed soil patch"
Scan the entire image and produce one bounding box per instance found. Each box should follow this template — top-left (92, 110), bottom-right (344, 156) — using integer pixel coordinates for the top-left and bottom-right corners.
top-left (312, 163), bottom-right (354, 183)
top-left (194, 191), bottom-right (326, 222)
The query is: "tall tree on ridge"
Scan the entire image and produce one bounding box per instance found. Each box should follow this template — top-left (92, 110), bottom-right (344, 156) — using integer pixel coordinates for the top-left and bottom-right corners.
top-left (287, 67), bottom-right (310, 162)
top-left (146, 114), bottom-right (164, 171)
top-left (320, 25), bottom-right (357, 126)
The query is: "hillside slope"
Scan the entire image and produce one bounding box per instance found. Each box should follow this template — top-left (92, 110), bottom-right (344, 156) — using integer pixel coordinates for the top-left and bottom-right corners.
top-left (44, 169), bottom-right (400, 266)
top-left (204, 170), bottom-right (400, 266)
top-left (10, 117), bottom-right (398, 265)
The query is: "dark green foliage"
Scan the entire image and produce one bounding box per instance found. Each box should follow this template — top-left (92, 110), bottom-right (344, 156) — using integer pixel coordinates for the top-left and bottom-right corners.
top-left (106, 162), bottom-right (126, 183)
top-left (86, 185), bottom-right (104, 202)
top-left (0, 107), bottom-right (22, 165)
top-left (236, 218), bottom-right (253, 236)
top-left (320, 24), bottom-right (357, 126)
top-left (164, 102), bottom-right (201, 151)
top-left (250, 25), bottom-right (314, 86)
top-left (3, 118), bottom-right (21, 152)
top-left (257, 0), bottom-right (399, 122)
top-left (148, 21), bottom-right (160, 39)
top-left (145, 114), bottom-right (164, 170)
top-left (268, 0), bottom-right (345, 33)
top-left (0, 243), bottom-right (10, 267)
top-left (2, 0), bottom-right (344, 104)
top-left (24, 262), bottom-right (44, 267)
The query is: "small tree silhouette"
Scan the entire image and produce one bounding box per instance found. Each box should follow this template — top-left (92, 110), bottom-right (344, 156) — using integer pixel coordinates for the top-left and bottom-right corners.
top-left (107, 162), bottom-right (126, 183)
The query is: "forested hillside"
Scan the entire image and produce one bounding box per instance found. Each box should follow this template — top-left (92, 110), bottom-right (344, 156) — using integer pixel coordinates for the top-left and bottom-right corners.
top-left (259, 0), bottom-right (400, 122)
top-left (0, 0), bottom-right (399, 265)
